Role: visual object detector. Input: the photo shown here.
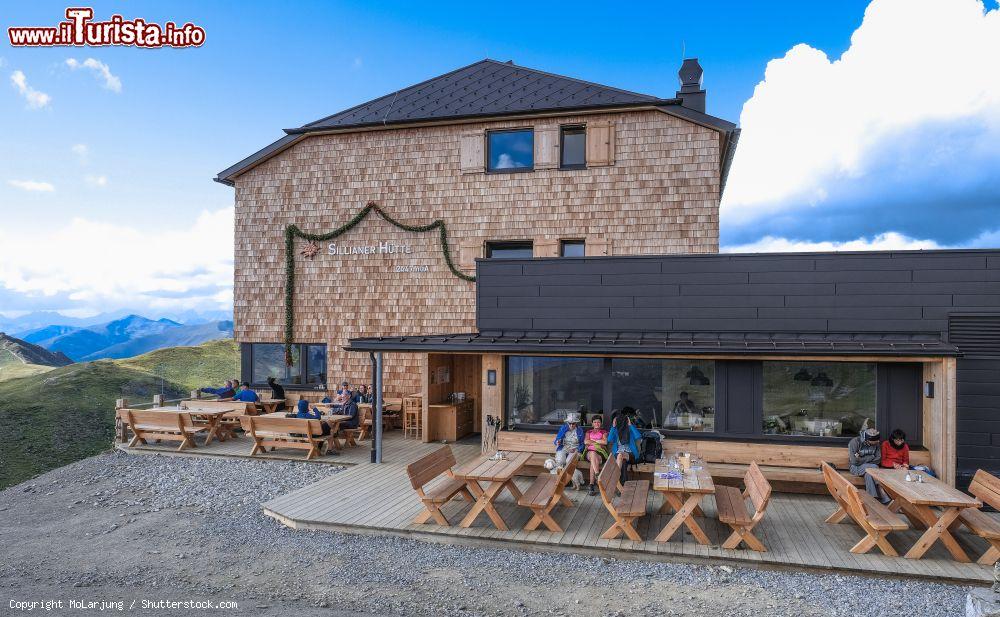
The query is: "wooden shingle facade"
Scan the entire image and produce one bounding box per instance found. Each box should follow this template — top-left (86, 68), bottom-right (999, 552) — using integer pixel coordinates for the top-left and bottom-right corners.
top-left (221, 60), bottom-right (737, 395)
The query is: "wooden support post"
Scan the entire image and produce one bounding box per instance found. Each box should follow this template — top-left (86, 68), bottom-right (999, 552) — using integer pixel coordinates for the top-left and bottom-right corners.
top-left (152, 394), bottom-right (164, 407)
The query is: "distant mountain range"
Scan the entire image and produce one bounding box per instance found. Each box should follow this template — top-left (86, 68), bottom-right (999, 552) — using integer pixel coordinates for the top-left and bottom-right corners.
top-left (10, 314), bottom-right (233, 362)
top-left (0, 333), bottom-right (73, 368)
top-left (0, 309), bottom-right (232, 334)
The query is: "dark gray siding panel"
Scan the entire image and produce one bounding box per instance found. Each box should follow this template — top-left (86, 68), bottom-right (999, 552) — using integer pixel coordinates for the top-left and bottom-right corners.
top-left (476, 249), bottom-right (1000, 481)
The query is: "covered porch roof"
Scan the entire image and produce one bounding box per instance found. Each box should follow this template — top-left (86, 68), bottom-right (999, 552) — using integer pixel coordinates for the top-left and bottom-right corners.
top-left (345, 330), bottom-right (961, 358)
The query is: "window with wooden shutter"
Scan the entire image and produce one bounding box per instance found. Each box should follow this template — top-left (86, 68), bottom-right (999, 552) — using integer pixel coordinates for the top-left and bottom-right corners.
top-left (586, 122), bottom-right (615, 167)
top-left (460, 131), bottom-right (485, 174)
top-left (585, 236), bottom-right (611, 256)
top-left (458, 239), bottom-right (483, 273)
top-left (533, 238), bottom-right (559, 257)
top-left (534, 126), bottom-right (559, 170)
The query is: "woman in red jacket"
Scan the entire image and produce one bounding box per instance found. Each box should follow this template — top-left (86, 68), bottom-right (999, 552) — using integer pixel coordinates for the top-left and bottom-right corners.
top-left (881, 428), bottom-right (936, 477)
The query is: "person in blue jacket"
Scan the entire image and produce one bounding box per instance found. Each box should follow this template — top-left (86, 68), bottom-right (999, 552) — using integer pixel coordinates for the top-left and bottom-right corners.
top-left (295, 399), bottom-right (332, 437)
top-left (199, 380), bottom-right (235, 399)
top-left (233, 382), bottom-right (260, 403)
top-left (607, 410), bottom-right (642, 482)
top-left (553, 411), bottom-right (585, 469)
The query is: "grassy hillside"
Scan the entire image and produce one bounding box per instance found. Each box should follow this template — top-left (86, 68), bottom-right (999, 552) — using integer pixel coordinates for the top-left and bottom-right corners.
top-left (0, 362), bottom-right (55, 382)
top-left (0, 340), bottom-right (239, 489)
top-left (117, 338), bottom-right (238, 392)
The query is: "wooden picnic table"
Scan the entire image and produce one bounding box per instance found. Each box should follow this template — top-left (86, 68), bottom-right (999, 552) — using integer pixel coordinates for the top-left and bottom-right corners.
top-left (259, 412), bottom-right (356, 450)
top-left (867, 468), bottom-right (981, 562)
top-left (652, 456), bottom-right (714, 544)
top-left (148, 406), bottom-right (232, 445)
top-left (453, 451), bottom-right (531, 531)
top-left (258, 398), bottom-right (284, 414)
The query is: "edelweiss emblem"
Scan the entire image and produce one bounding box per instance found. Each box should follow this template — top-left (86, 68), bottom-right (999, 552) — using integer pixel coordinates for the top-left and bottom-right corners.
top-left (300, 241), bottom-right (321, 259)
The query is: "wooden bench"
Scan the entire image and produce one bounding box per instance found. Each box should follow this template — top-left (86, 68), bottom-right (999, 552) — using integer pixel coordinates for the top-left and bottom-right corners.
top-left (957, 469), bottom-right (1000, 565)
top-left (518, 456), bottom-right (578, 532)
top-left (820, 462), bottom-right (908, 556)
top-left (715, 461), bottom-right (773, 551)
top-left (120, 409), bottom-right (208, 451)
top-left (406, 446), bottom-right (475, 526)
top-left (238, 415), bottom-right (331, 460)
top-left (596, 456), bottom-right (649, 541)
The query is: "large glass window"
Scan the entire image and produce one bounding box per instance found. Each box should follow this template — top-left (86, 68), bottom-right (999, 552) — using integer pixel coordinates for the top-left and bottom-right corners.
top-left (611, 359), bottom-right (715, 432)
top-left (487, 241), bottom-right (533, 259)
top-left (560, 125), bottom-right (586, 169)
top-left (506, 357), bottom-right (603, 429)
top-left (487, 129), bottom-right (534, 172)
top-left (762, 362), bottom-right (876, 438)
top-left (250, 343), bottom-right (327, 388)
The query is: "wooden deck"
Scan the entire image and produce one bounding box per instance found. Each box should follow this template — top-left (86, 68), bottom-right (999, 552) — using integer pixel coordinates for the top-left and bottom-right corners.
top-left (261, 445), bottom-right (996, 584)
top-left (115, 431), bottom-right (995, 583)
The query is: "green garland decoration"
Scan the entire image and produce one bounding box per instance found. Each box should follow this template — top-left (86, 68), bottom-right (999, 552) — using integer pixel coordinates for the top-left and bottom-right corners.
top-left (284, 201), bottom-right (475, 365)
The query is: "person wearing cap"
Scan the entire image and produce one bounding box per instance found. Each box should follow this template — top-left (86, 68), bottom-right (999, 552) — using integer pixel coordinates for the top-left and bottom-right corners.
top-left (849, 427), bottom-right (890, 504)
top-left (332, 381), bottom-right (353, 410)
top-left (554, 412), bottom-right (586, 469)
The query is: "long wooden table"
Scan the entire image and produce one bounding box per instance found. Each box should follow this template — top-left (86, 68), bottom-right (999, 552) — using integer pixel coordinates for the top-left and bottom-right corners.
top-left (148, 406), bottom-right (233, 445)
top-left (453, 452), bottom-right (531, 531)
top-left (652, 457), bottom-right (714, 544)
top-left (258, 398), bottom-right (284, 414)
top-left (867, 468), bottom-right (981, 561)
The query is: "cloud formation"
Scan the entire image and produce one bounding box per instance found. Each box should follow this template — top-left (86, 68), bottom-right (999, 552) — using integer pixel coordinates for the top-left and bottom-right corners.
top-left (71, 143), bottom-right (88, 162)
top-left (84, 174), bottom-right (108, 187)
top-left (721, 0), bottom-right (1000, 250)
top-left (0, 208), bottom-right (234, 315)
top-left (66, 58), bottom-right (122, 93)
top-left (7, 179), bottom-right (55, 192)
top-left (10, 70), bottom-right (51, 108)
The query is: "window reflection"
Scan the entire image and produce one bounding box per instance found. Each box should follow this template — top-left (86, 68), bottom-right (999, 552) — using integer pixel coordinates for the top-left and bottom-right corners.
top-left (488, 129), bottom-right (534, 171)
top-left (611, 359), bottom-right (715, 432)
top-left (762, 362), bottom-right (876, 437)
top-left (506, 356), bottom-right (603, 428)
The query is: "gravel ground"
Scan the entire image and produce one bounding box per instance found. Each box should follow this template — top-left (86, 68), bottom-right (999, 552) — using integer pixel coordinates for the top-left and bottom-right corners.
top-left (0, 450), bottom-right (976, 616)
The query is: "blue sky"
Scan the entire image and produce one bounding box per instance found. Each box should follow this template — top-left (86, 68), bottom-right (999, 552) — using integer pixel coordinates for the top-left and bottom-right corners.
top-left (1, 0), bottom-right (998, 318)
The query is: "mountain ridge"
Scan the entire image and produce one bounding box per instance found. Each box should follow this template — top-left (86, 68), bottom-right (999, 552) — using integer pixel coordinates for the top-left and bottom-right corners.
top-left (0, 333), bottom-right (74, 368)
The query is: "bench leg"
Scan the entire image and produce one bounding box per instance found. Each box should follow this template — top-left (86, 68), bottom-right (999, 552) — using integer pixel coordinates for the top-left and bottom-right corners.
top-left (851, 531), bottom-right (898, 557)
top-left (825, 506), bottom-right (848, 524)
top-left (559, 493), bottom-right (573, 508)
top-left (722, 524), bottom-right (766, 552)
top-left (602, 515), bottom-right (642, 541)
top-left (414, 503), bottom-right (451, 526)
top-left (978, 542), bottom-right (1000, 566)
top-left (128, 434), bottom-right (143, 447)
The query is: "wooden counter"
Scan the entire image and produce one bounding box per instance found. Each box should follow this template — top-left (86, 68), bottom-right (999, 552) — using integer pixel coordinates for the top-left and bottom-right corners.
top-left (427, 399), bottom-right (475, 442)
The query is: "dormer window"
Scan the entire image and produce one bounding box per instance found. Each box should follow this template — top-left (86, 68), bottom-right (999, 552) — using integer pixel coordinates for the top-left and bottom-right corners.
top-left (487, 129), bottom-right (534, 172)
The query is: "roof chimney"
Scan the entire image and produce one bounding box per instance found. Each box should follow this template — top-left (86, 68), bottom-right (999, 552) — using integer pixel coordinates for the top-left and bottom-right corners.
top-left (676, 58), bottom-right (706, 113)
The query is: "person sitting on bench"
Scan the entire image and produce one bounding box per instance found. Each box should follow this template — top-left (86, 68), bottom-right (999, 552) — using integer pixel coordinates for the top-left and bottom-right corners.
top-left (553, 412), bottom-right (585, 470)
top-left (849, 427), bottom-right (890, 504)
top-left (881, 428), bottom-right (936, 477)
top-left (607, 411), bottom-right (642, 483)
top-left (199, 380), bottom-right (235, 399)
top-left (340, 398), bottom-right (360, 429)
top-left (295, 399), bottom-right (331, 436)
top-left (584, 415), bottom-right (609, 496)
top-left (233, 381), bottom-right (260, 403)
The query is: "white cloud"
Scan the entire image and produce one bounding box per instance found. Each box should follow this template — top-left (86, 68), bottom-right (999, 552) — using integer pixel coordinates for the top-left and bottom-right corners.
top-left (7, 179), bottom-right (55, 192)
top-left (0, 208), bottom-right (234, 314)
top-left (66, 57), bottom-right (122, 93)
top-left (84, 175), bottom-right (108, 187)
top-left (724, 232), bottom-right (945, 254)
top-left (71, 144), bottom-right (89, 162)
top-left (722, 0), bottom-right (1000, 247)
top-left (10, 70), bottom-right (51, 108)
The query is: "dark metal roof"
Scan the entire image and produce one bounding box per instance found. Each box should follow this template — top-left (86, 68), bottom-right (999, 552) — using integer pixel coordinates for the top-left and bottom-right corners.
top-left (214, 59), bottom-right (739, 186)
top-left (345, 331), bottom-right (960, 357)
top-left (294, 59), bottom-right (669, 132)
